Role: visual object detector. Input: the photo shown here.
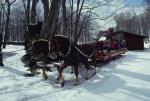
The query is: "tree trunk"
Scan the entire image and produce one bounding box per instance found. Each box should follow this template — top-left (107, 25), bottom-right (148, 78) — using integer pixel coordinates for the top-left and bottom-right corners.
top-left (3, 4), bottom-right (10, 48)
top-left (69, 0), bottom-right (73, 38)
top-left (0, 6), bottom-right (2, 34)
top-left (74, 0), bottom-right (85, 43)
top-left (62, 0), bottom-right (67, 35)
top-left (26, 0), bottom-right (31, 24)
top-left (23, 0), bottom-right (31, 29)
top-left (31, 0), bottom-right (38, 23)
top-left (41, 0), bottom-right (49, 22)
top-left (40, 0), bottom-right (63, 40)
top-left (0, 9), bottom-right (5, 43)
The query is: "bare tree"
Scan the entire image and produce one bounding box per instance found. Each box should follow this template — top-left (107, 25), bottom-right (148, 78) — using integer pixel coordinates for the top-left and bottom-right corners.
top-left (40, 0), bottom-right (63, 39)
top-left (10, 3), bottom-right (25, 41)
top-left (74, 0), bottom-right (85, 43)
top-left (31, 0), bottom-right (39, 23)
top-left (0, 0), bottom-right (125, 44)
top-left (0, 2), bottom-right (5, 36)
top-left (23, 0), bottom-right (31, 26)
top-left (41, 0), bottom-right (49, 22)
top-left (2, 0), bottom-right (16, 48)
top-left (62, 0), bottom-right (67, 35)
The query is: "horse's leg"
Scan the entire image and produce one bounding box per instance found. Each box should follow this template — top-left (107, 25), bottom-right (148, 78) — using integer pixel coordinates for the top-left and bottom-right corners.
top-left (58, 66), bottom-right (65, 87)
top-left (54, 66), bottom-right (60, 84)
top-left (85, 64), bottom-right (90, 80)
top-left (74, 65), bottom-right (80, 85)
top-left (85, 63), bottom-right (96, 80)
top-left (42, 67), bottom-right (48, 80)
top-left (56, 66), bottom-right (60, 80)
top-left (70, 66), bottom-right (74, 74)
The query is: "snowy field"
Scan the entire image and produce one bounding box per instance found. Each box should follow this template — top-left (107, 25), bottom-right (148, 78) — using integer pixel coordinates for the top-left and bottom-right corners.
top-left (0, 44), bottom-right (150, 101)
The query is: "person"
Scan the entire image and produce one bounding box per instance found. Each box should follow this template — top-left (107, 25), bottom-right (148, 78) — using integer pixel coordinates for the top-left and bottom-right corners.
top-left (0, 33), bottom-right (4, 66)
top-left (24, 21), bottom-right (43, 51)
top-left (111, 40), bottom-right (118, 50)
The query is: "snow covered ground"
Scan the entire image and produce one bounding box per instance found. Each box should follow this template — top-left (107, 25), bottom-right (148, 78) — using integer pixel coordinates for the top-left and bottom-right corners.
top-left (0, 44), bottom-right (150, 101)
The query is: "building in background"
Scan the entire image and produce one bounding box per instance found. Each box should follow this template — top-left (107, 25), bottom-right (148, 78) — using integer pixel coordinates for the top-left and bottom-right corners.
top-left (112, 31), bottom-right (146, 50)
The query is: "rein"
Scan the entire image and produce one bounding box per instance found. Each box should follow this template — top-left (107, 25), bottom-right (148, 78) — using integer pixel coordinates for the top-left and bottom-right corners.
top-left (65, 39), bottom-right (72, 56)
top-left (50, 36), bottom-right (96, 61)
top-left (54, 39), bottom-right (95, 60)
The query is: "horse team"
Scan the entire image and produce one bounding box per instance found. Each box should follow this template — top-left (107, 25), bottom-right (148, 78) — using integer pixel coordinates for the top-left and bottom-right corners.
top-left (23, 22), bottom-right (127, 87)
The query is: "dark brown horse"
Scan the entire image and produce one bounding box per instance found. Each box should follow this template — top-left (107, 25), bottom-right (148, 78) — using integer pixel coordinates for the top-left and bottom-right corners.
top-left (49, 35), bottom-right (96, 86)
top-left (30, 35), bottom-right (96, 86)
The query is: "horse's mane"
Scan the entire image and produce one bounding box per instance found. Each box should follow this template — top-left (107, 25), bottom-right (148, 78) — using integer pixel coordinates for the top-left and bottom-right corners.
top-left (32, 39), bottom-right (48, 45)
top-left (52, 35), bottom-right (70, 45)
top-left (54, 35), bottom-right (69, 40)
top-left (51, 35), bottom-right (71, 55)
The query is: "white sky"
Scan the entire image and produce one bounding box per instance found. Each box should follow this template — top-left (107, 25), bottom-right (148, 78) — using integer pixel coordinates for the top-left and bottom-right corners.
top-left (88, 0), bottom-right (146, 30)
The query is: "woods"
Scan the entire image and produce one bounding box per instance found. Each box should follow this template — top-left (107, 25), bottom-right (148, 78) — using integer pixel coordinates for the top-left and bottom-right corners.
top-left (0, 0), bottom-right (122, 45)
top-left (0, 0), bottom-right (149, 45)
top-left (114, 0), bottom-right (150, 42)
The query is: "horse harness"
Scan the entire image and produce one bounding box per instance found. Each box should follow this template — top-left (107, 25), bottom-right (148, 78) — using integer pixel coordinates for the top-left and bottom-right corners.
top-left (50, 39), bottom-right (94, 62)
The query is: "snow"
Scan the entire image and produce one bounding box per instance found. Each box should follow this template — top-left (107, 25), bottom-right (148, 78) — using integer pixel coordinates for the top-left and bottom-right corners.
top-left (0, 44), bottom-right (150, 101)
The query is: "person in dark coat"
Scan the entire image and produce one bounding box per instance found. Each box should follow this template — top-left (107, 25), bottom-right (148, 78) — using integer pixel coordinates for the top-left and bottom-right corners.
top-left (24, 21), bottom-right (43, 51)
top-left (0, 33), bottom-right (4, 66)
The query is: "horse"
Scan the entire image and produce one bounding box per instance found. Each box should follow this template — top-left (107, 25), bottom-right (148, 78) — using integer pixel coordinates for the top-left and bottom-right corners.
top-left (49, 35), bottom-right (96, 86)
top-left (31, 39), bottom-right (49, 60)
top-left (23, 21), bottom-right (44, 75)
top-left (30, 39), bottom-right (62, 79)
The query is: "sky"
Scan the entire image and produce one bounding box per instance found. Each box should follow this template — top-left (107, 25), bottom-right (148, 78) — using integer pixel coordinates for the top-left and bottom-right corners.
top-left (95, 0), bottom-right (146, 30)
top-left (124, 0), bottom-right (145, 6)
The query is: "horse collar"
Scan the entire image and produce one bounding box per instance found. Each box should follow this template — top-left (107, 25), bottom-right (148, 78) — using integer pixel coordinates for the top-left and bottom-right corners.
top-left (59, 41), bottom-right (72, 57)
top-left (65, 43), bottom-right (71, 56)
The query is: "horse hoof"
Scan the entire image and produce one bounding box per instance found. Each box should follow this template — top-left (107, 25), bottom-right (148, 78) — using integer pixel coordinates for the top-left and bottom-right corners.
top-left (73, 81), bottom-right (80, 86)
top-left (73, 83), bottom-right (79, 86)
top-left (49, 69), bottom-right (52, 72)
top-left (70, 71), bottom-right (73, 74)
top-left (43, 74), bottom-right (48, 80)
top-left (55, 78), bottom-right (59, 84)
top-left (44, 76), bottom-right (48, 80)
top-left (61, 81), bottom-right (65, 87)
top-left (85, 77), bottom-right (89, 80)
top-left (55, 80), bottom-right (59, 84)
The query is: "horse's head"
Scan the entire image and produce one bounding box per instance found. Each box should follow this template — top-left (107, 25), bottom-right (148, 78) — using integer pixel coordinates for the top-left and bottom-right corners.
top-left (31, 39), bottom-right (49, 60)
top-left (49, 37), bottom-right (60, 53)
top-left (49, 35), bottom-right (70, 59)
top-left (49, 36), bottom-right (62, 59)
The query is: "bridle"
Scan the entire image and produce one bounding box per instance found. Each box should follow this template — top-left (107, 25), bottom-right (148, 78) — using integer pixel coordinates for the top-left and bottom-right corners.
top-left (50, 38), bottom-right (72, 58)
